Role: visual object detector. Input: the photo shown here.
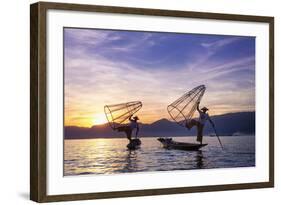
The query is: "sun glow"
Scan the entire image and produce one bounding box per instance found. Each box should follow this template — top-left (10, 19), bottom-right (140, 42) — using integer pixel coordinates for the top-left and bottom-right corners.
top-left (92, 113), bottom-right (108, 126)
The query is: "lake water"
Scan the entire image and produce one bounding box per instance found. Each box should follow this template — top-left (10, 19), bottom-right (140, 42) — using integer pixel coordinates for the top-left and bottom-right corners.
top-left (64, 136), bottom-right (255, 176)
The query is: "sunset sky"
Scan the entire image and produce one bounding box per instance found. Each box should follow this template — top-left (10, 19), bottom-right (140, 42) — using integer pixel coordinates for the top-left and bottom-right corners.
top-left (64, 28), bottom-right (255, 127)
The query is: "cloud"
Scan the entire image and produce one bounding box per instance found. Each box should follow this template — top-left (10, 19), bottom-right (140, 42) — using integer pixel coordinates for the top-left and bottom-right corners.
top-left (200, 37), bottom-right (242, 50)
top-left (64, 29), bottom-right (255, 126)
top-left (64, 28), bottom-right (157, 56)
top-left (64, 28), bottom-right (120, 47)
top-left (65, 54), bottom-right (254, 125)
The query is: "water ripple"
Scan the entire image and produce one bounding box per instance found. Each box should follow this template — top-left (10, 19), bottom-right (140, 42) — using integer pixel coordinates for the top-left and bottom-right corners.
top-left (64, 136), bottom-right (255, 176)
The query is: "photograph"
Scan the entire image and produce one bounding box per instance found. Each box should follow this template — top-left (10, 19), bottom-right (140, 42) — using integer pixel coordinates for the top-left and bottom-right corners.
top-left (63, 27), bottom-right (256, 176)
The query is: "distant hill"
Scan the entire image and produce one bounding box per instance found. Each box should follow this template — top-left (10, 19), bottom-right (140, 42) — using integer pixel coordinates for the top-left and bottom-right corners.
top-left (64, 111), bottom-right (255, 139)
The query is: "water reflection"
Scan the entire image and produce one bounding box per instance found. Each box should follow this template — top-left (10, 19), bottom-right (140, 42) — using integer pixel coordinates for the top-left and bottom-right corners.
top-left (122, 150), bottom-right (139, 172)
top-left (195, 150), bottom-right (204, 169)
top-left (64, 136), bottom-right (255, 175)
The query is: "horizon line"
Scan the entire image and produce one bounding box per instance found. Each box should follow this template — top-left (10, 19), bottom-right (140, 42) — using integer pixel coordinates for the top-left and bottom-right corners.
top-left (65, 110), bottom-right (255, 128)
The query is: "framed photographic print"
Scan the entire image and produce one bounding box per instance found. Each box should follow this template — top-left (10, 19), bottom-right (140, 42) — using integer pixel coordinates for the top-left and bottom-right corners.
top-left (30, 1), bottom-right (274, 202)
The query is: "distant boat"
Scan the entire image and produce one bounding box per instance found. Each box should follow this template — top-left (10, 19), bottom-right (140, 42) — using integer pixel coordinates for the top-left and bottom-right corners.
top-left (232, 132), bottom-right (243, 136)
top-left (157, 138), bottom-right (207, 151)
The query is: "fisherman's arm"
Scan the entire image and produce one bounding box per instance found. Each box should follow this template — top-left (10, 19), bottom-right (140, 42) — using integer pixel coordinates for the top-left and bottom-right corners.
top-left (197, 102), bottom-right (200, 112)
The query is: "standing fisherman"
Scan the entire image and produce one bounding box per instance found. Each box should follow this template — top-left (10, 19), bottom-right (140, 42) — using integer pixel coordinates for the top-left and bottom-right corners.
top-left (115, 115), bottom-right (140, 141)
top-left (186, 102), bottom-right (214, 144)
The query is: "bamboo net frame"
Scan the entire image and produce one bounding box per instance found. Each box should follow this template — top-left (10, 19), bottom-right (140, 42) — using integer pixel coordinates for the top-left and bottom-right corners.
top-left (167, 85), bottom-right (206, 127)
top-left (104, 101), bottom-right (142, 129)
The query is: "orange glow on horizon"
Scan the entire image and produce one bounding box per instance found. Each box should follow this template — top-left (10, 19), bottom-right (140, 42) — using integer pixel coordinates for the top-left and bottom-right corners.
top-left (64, 103), bottom-right (255, 128)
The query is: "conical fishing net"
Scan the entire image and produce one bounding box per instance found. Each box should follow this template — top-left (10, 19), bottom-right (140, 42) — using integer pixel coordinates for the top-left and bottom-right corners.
top-left (167, 85), bottom-right (206, 127)
top-left (104, 101), bottom-right (142, 129)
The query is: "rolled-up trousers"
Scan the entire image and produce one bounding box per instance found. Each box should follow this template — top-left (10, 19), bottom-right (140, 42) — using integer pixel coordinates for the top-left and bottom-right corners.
top-left (186, 119), bottom-right (204, 143)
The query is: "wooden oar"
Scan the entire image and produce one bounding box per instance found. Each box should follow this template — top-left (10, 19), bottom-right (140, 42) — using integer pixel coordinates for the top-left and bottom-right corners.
top-left (212, 124), bottom-right (224, 149)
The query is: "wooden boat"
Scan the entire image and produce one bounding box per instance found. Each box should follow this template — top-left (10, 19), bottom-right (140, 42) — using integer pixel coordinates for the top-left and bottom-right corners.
top-left (127, 138), bottom-right (141, 150)
top-left (157, 137), bottom-right (207, 151)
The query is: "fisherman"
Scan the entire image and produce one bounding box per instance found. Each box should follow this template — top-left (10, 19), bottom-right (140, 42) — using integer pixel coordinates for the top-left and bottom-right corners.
top-left (129, 115), bottom-right (140, 138)
top-left (186, 102), bottom-right (214, 144)
top-left (115, 115), bottom-right (140, 141)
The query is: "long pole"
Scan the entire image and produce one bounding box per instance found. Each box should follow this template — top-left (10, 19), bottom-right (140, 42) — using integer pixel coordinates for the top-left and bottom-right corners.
top-left (212, 124), bottom-right (223, 149)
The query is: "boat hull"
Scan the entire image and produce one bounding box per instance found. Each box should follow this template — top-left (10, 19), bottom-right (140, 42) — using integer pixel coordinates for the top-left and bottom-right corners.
top-left (157, 137), bottom-right (207, 151)
top-left (127, 138), bottom-right (141, 150)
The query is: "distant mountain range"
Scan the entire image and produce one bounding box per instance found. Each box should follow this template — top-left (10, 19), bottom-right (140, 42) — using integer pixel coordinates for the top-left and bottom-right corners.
top-left (64, 111), bottom-right (255, 139)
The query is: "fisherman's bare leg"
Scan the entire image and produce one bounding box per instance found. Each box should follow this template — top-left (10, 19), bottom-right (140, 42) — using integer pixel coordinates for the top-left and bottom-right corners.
top-left (116, 126), bottom-right (132, 141)
top-left (186, 119), bottom-right (197, 130)
top-left (116, 126), bottom-right (127, 132)
top-left (135, 127), bottom-right (139, 139)
top-left (196, 123), bottom-right (204, 144)
top-left (125, 129), bottom-right (132, 141)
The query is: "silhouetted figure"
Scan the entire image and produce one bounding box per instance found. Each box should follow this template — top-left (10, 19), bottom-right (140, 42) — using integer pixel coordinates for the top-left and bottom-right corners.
top-left (186, 102), bottom-right (214, 144)
top-left (115, 115), bottom-right (140, 141)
